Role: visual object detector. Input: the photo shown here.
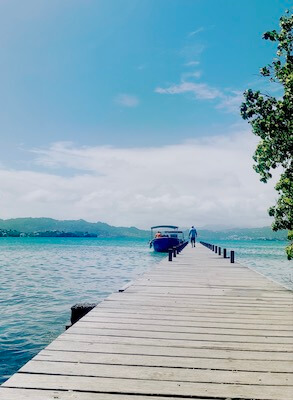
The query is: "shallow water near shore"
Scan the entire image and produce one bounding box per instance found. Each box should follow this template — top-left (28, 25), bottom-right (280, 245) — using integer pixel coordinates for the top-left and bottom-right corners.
top-left (0, 237), bottom-right (292, 384)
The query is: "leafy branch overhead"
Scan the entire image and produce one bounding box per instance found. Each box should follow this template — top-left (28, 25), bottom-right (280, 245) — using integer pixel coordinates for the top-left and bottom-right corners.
top-left (240, 10), bottom-right (293, 259)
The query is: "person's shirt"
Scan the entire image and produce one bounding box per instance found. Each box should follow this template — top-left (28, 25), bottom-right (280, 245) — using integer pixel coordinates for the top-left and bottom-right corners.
top-left (189, 228), bottom-right (197, 238)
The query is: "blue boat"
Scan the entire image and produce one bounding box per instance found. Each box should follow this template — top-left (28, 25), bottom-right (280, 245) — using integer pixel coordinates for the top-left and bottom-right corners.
top-left (150, 225), bottom-right (186, 253)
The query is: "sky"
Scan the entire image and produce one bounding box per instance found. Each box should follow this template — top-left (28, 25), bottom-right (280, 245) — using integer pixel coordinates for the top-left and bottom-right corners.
top-left (0, 0), bottom-right (290, 229)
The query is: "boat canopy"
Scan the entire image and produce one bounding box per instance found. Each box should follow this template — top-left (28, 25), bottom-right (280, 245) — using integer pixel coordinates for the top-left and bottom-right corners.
top-left (151, 225), bottom-right (178, 230)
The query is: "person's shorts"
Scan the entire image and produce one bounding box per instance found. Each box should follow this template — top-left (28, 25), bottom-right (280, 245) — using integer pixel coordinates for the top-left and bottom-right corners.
top-left (191, 237), bottom-right (196, 243)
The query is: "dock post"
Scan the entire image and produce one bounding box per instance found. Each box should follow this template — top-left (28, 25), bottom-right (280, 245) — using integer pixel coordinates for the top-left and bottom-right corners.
top-left (66, 303), bottom-right (97, 329)
top-left (173, 247), bottom-right (176, 257)
top-left (215, 245), bottom-right (217, 253)
top-left (212, 245), bottom-right (214, 251)
top-left (168, 248), bottom-right (172, 261)
top-left (230, 250), bottom-right (235, 263)
top-left (223, 248), bottom-right (227, 258)
top-left (176, 246), bottom-right (179, 255)
top-left (218, 247), bottom-right (221, 255)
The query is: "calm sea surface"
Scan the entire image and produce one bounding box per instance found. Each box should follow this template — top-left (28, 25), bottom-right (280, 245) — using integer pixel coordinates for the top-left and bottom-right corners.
top-left (0, 237), bottom-right (292, 384)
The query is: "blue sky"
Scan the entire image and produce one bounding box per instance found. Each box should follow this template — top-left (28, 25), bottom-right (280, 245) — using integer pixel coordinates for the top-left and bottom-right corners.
top-left (0, 0), bottom-right (290, 227)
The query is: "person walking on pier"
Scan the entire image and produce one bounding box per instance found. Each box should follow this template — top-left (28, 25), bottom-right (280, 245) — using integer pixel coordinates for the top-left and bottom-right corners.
top-left (189, 226), bottom-right (197, 247)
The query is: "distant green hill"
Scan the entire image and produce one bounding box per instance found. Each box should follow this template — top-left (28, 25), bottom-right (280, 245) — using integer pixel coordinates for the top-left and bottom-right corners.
top-left (197, 226), bottom-right (287, 241)
top-left (0, 218), bottom-right (149, 238)
top-left (0, 218), bottom-right (288, 240)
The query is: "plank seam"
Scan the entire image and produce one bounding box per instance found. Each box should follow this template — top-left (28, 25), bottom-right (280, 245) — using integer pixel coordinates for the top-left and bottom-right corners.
top-left (54, 339), bottom-right (292, 353)
top-left (16, 372), bottom-right (293, 387)
top-left (81, 320), bottom-right (293, 332)
top-left (72, 325), bottom-right (293, 338)
top-left (31, 359), bottom-right (293, 373)
top-left (43, 349), bottom-right (292, 362)
top-left (63, 332), bottom-right (293, 345)
top-left (0, 386), bottom-right (256, 400)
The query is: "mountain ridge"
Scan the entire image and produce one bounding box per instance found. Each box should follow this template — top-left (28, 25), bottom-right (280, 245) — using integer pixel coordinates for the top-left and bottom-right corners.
top-left (0, 217), bottom-right (148, 238)
top-left (0, 217), bottom-right (288, 240)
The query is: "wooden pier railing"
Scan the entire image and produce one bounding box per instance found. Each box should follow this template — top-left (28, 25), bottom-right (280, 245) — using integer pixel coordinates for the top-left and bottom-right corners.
top-left (200, 240), bottom-right (235, 263)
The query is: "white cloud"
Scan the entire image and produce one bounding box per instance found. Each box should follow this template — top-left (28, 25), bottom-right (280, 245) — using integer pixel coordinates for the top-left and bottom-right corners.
top-left (155, 76), bottom-right (245, 113)
top-left (217, 91), bottom-right (244, 113)
top-left (155, 82), bottom-right (221, 100)
top-left (184, 61), bottom-right (200, 67)
top-left (188, 27), bottom-right (204, 37)
top-left (0, 130), bottom-right (277, 229)
top-left (115, 94), bottom-right (140, 107)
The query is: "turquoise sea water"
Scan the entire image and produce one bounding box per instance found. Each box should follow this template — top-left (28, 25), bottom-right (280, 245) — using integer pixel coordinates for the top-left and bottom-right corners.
top-left (0, 237), bottom-right (292, 384)
top-left (214, 239), bottom-right (293, 290)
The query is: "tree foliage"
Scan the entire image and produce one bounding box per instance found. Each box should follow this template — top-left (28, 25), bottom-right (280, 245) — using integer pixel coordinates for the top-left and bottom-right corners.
top-left (240, 10), bottom-right (293, 259)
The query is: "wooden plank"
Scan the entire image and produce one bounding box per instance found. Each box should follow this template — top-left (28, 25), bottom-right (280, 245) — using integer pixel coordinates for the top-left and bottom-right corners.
top-left (137, 272), bottom-right (284, 280)
top-left (86, 310), bottom-right (293, 327)
top-left (96, 303), bottom-right (293, 320)
top-left (124, 286), bottom-right (290, 296)
top-left (20, 360), bottom-right (293, 386)
top-left (57, 332), bottom-right (293, 352)
top-left (74, 320), bottom-right (293, 338)
top-left (106, 292), bottom-right (293, 307)
top-left (81, 315), bottom-right (293, 332)
top-left (99, 296), bottom-right (293, 310)
top-left (132, 280), bottom-right (286, 290)
top-left (103, 298), bottom-right (292, 312)
top-left (35, 349), bottom-right (293, 372)
top-left (47, 338), bottom-right (293, 360)
top-left (126, 282), bottom-right (290, 292)
top-left (106, 296), bottom-right (292, 310)
top-left (0, 388), bottom-right (195, 400)
top-left (107, 291), bottom-right (293, 305)
top-left (66, 325), bottom-right (293, 344)
top-left (106, 287), bottom-right (292, 298)
top-left (3, 373), bottom-right (292, 400)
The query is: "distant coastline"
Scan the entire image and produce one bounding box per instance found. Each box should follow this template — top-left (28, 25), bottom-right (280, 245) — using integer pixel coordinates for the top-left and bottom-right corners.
top-left (0, 217), bottom-right (288, 241)
top-left (0, 229), bottom-right (98, 238)
top-left (0, 217), bottom-right (148, 239)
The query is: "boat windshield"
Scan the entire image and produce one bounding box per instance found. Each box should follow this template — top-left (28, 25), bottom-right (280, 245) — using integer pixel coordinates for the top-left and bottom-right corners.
top-left (152, 230), bottom-right (184, 239)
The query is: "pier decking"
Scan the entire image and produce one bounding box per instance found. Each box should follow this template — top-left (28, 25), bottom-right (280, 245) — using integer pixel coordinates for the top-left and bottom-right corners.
top-left (1, 243), bottom-right (293, 399)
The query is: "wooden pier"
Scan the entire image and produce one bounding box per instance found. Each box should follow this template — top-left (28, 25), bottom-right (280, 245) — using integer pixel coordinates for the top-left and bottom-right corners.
top-left (1, 243), bottom-right (293, 399)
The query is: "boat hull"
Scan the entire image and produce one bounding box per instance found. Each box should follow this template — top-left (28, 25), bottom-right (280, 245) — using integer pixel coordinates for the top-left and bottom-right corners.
top-left (152, 237), bottom-right (180, 253)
